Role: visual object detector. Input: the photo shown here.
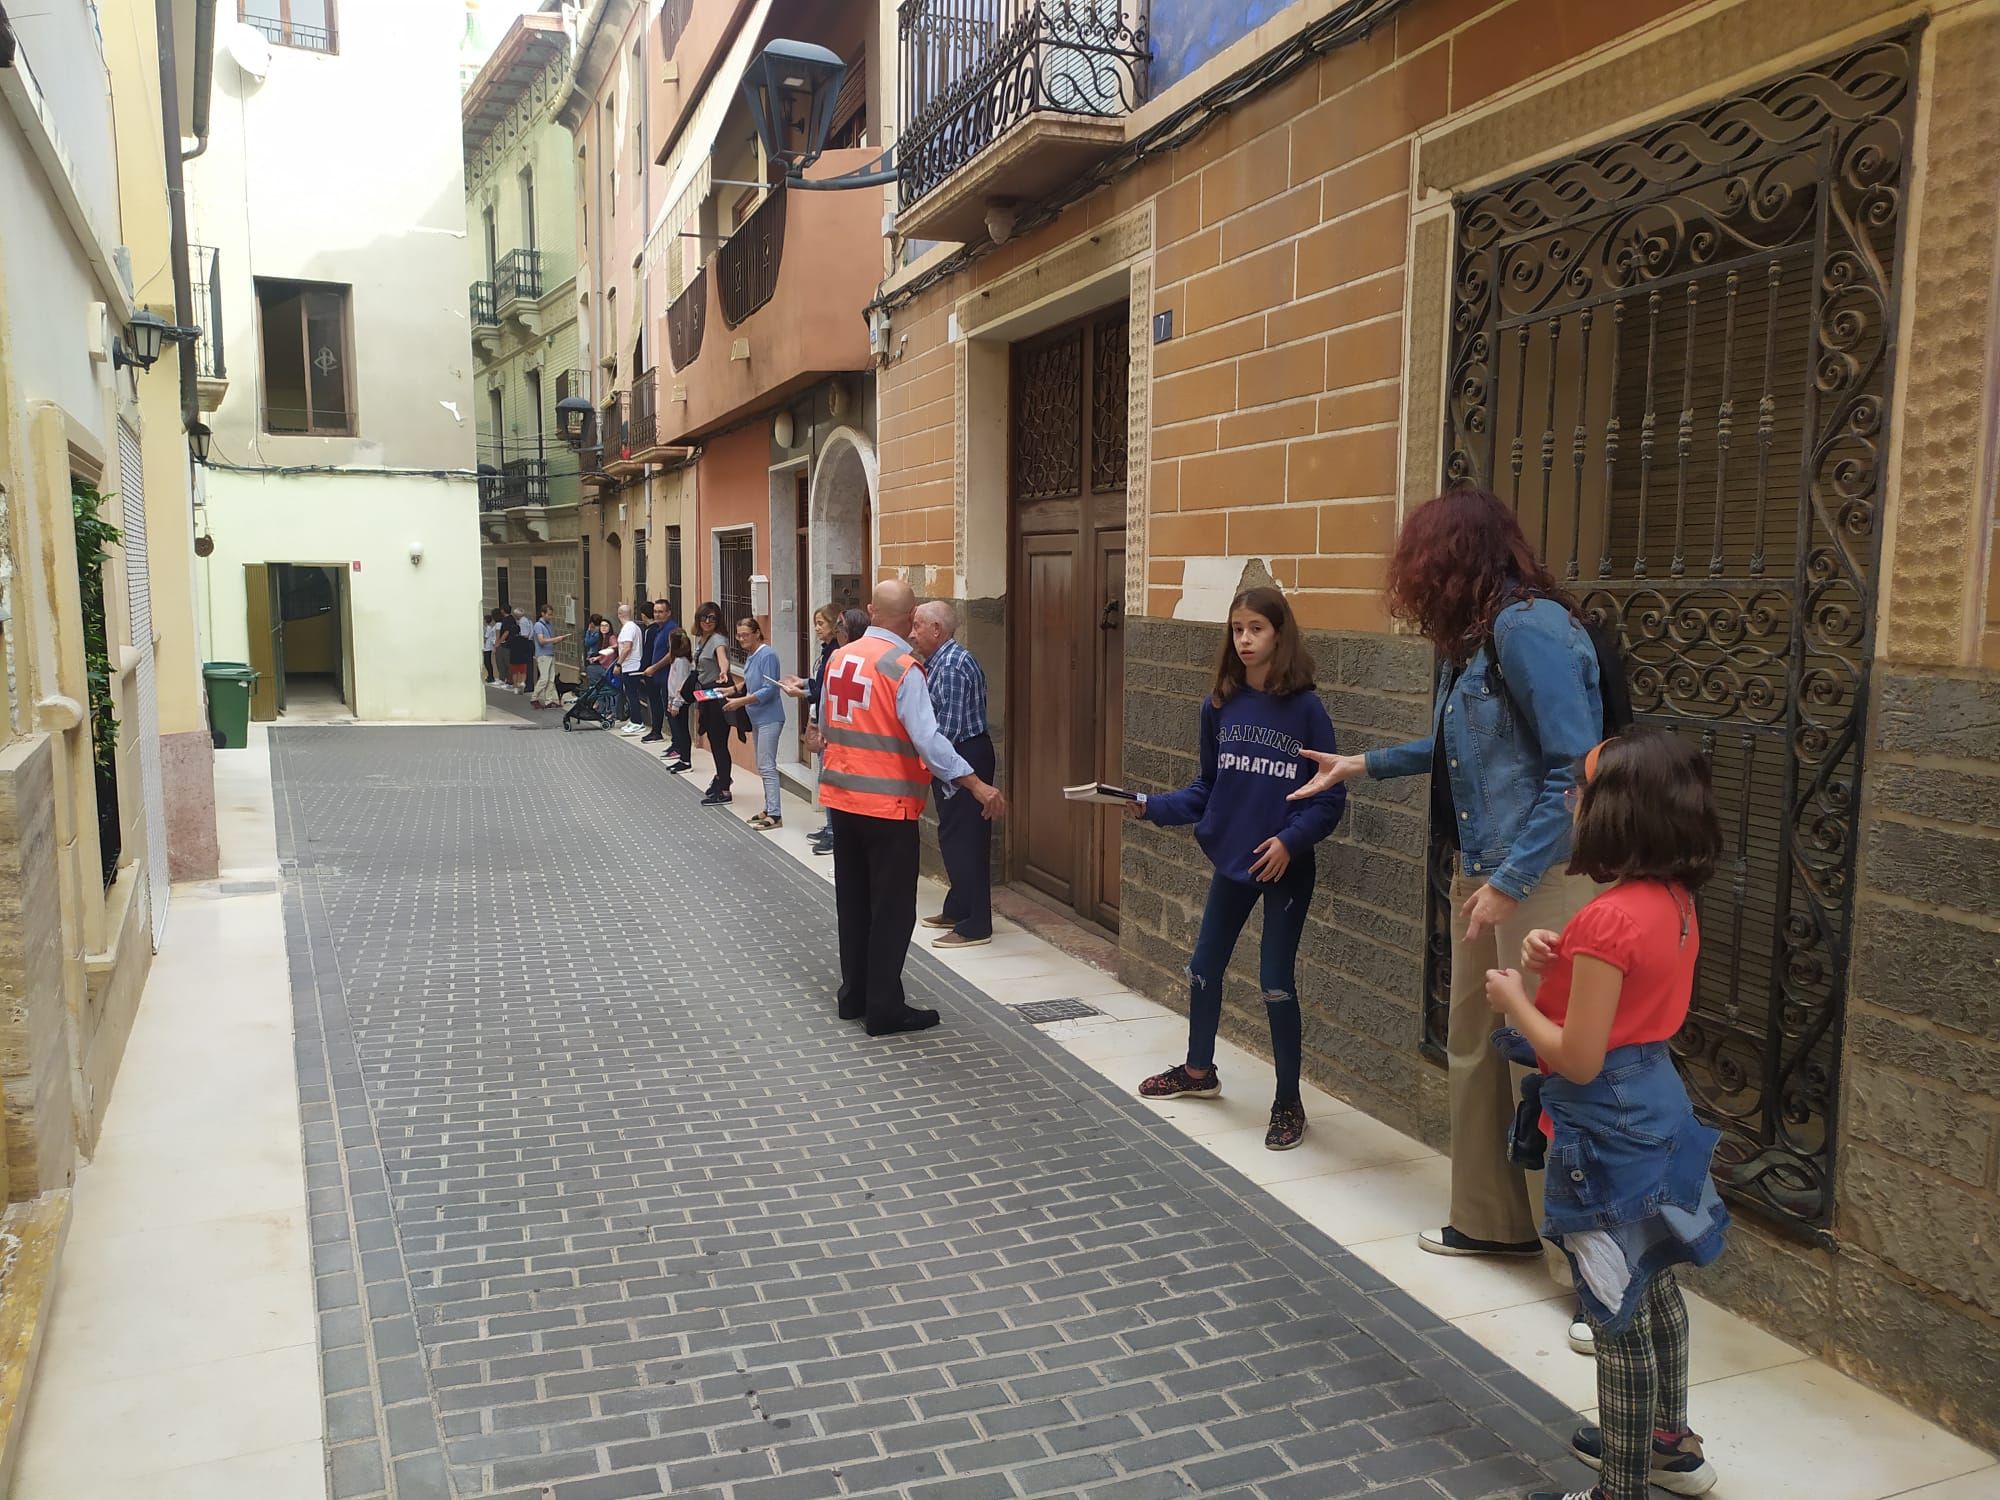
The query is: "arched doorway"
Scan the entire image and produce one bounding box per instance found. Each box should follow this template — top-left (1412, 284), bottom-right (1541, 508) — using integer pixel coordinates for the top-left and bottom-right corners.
top-left (807, 427), bottom-right (875, 615)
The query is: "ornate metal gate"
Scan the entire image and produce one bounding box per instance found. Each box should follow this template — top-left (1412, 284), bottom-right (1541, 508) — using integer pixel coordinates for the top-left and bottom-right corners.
top-left (1433, 33), bottom-right (1916, 1239)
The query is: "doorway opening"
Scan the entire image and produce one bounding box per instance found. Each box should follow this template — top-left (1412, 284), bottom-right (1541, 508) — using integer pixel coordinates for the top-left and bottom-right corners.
top-left (245, 563), bottom-right (351, 721)
top-left (1007, 305), bottom-right (1128, 931)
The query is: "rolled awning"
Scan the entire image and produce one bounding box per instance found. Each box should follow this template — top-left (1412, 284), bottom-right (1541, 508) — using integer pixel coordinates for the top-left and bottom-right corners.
top-left (642, 0), bottom-right (773, 281)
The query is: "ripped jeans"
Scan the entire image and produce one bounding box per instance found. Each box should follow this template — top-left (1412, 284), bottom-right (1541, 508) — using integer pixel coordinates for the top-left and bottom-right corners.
top-left (1184, 861), bottom-right (1313, 1106)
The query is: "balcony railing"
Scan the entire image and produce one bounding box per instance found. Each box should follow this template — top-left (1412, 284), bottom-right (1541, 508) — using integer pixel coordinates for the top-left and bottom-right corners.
top-left (599, 392), bottom-right (630, 471)
top-left (667, 266), bottom-right (707, 372)
top-left (717, 187), bottom-right (786, 328)
top-left (470, 280), bottom-right (498, 327)
top-left (189, 243), bottom-right (225, 380)
top-left (240, 12), bottom-right (336, 52)
top-left (478, 458), bottom-right (551, 511)
top-left (897, 0), bottom-right (1149, 211)
top-left (496, 248), bottom-right (544, 304)
top-left (628, 369), bottom-right (659, 454)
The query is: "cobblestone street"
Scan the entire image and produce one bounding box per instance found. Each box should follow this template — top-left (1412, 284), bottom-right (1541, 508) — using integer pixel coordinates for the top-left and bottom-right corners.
top-left (275, 721), bottom-right (1575, 1500)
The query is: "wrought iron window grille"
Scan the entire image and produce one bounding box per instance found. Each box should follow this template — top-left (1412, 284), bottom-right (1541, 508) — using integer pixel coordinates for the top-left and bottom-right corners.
top-left (1434, 30), bottom-right (1918, 1243)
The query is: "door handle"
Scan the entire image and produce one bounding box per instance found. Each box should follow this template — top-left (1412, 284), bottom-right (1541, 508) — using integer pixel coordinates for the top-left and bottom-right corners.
top-left (1100, 596), bottom-right (1122, 632)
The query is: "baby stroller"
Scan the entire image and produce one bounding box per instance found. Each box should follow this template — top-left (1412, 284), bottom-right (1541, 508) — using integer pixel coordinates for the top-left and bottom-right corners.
top-left (563, 669), bottom-right (624, 731)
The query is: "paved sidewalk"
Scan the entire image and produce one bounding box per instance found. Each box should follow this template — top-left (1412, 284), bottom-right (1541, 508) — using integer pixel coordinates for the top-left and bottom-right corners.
top-left (275, 721), bottom-right (1578, 1500)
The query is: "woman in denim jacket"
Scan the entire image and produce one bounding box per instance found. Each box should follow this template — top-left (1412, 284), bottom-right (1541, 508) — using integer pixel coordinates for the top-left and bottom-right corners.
top-left (1484, 732), bottom-right (1728, 1500)
top-left (1290, 488), bottom-right (1602, 1335)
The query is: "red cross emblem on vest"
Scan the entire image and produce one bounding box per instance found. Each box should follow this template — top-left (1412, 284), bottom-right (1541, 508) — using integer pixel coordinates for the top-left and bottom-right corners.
top-left (824, 653), bottom-right (874, 723)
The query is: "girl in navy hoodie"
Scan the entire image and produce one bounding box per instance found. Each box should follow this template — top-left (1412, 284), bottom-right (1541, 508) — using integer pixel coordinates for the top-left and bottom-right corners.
top-left (1129, 586), bottom-right (1346, 1149)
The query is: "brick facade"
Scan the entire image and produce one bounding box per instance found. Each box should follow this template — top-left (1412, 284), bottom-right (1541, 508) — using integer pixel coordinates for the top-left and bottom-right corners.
top-left (872, 0), bottom-right (2000, 1448)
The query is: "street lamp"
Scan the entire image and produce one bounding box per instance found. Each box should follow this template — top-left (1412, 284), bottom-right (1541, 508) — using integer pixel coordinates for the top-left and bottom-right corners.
top-left (555, 393), bottom-right (594, 449)
top-left (114, 309), bottom-right (172, 371)
top-left (742, 39), bottom-right (845, 173)
top-left (187, 420), bottom-right (212, 464)
top-left (740, 41), bottom-right (896, 189)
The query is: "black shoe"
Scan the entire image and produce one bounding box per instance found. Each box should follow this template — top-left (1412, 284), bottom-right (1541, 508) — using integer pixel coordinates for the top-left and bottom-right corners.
top-left (1418, 1225), bottom-right (1544, 1258)
top-left (640, 733), bottom-right (663, 743)
top-left (1265, 1102), bottom-right (1306, 1151)
top-left (812, 840), bottom-right (834, 857)
top-left (867, 1008), bottom-right (941, 1037)
top-left (1571, 1426), bottom-right (1716, 1495)
top-left (701, 791), bottom-right (732, 806)
top-left (665, 759), bottom-right (689, 773)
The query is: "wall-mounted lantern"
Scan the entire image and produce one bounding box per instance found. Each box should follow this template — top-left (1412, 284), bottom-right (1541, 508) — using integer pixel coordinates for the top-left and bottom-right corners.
top-left (187, 420), bottom-right (212, 464)
top-left (742, 41), bottom-right (897, 190)
top-left (555, 393), bottom-right (594, 449)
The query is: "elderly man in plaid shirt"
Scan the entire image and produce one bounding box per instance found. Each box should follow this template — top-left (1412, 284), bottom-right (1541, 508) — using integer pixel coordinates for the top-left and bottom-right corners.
top-left (910, 600), bottom-right (996, 948)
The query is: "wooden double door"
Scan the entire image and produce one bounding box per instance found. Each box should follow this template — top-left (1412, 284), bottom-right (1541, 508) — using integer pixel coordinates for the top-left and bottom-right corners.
top-left (1008, 307), bottom-right (1129, 930)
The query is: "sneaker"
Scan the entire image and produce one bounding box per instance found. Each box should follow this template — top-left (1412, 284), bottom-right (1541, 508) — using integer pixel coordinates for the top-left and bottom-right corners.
top-left (920, 914), bottom-right (956, 930)
top-left (1137, 1063), bottom-right (1221, 1100)
top-left (664, 758), bottom-right (690, 773)
top-left (1418, 1226), bottom-right (1544, 1259)
top-left (640, 733), bottom-right (663, 743)
top-left (811, 839), bottom-right (834, 857)
top-left (620, 722), bottom-right (644, 736)
top-left (701, 791), bottom-right (733, 806)
top-left (932, 931), bottom-right (990, 949)
top-left (1569, 1304), bottom-right (1596, 1356)
top-left (1526, 1490), bottom-right (1602, 1500)
top-left (1571, 1426), bottom-right (1716, 1496)
top-left (1265, 1103), bottom-right (1306, 1151)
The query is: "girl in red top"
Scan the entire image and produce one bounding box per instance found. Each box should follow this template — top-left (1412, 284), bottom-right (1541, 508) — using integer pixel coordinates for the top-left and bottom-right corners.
top-left (1485, 732), bottom-right (1725, 1500)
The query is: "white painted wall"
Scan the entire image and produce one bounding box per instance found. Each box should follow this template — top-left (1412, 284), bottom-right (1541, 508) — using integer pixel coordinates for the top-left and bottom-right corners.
top-left (199, 470), bottom-right (484, 722)
top-left (186, 1), bottom-right (482, 717)
top-left (0, 4), bottom-right (122, 440)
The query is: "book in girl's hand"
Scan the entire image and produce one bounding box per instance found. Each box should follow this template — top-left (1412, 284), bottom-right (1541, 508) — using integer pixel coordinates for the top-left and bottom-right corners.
top-left (1064, 782), bottom-right (1140, 804)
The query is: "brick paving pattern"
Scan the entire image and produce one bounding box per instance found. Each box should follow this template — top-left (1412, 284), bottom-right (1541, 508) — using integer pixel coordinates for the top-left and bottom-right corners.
top-left (272, 724), bottom-right (1575, 1500)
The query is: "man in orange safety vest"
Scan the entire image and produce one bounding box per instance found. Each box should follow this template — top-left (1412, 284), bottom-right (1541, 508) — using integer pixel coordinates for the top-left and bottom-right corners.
top-left (805, 579), bottom-right (1006, 1035)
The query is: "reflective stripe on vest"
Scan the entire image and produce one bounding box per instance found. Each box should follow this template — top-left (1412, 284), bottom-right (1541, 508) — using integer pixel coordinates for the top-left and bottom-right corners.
top-left (819, 635), bottom-right (930, 821)
top-left (821, 768), bottom-right (933, 798)
top-left (822, 725), bottom-right (918, 755)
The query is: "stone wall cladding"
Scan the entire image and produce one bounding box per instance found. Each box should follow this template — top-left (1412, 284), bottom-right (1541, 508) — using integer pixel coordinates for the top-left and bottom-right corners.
top-left (1117, 616), bottom-right (1445, 1141)
top-left (1826, 665), bottom-right (2000, 1447)
top-left (0, 738), bottom-right (73, 1198)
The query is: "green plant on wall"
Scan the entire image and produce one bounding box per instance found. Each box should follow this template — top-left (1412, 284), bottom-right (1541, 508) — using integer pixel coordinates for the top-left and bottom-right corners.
top-left (70, 480), bottom-right (121, 773)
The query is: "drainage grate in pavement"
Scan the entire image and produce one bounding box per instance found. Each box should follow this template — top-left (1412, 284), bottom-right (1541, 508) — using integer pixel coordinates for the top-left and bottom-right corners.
top-left (1011, 997), bottom-right (1104, 1025)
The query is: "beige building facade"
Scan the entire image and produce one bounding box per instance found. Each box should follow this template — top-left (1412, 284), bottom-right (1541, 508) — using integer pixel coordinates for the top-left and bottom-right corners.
top-left (0, 0), bottom-right (218, 1474)
top-left (467, 4), bottom-right (588, 680)
top-left (876, 0), bottom-right (2000, 1448)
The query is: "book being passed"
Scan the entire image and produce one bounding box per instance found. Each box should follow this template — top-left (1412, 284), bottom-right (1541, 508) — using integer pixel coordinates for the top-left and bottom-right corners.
top-left (1064, 781), bottom-right (1141, 805)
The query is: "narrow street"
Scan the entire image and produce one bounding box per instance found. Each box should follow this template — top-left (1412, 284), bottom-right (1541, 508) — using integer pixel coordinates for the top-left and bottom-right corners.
top-left (276, 719), bottom-right (1568, 1500)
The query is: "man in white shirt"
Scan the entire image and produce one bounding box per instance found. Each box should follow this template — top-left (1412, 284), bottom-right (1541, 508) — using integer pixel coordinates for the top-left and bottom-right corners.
top-left (614, 603), bottom-right (645, 734)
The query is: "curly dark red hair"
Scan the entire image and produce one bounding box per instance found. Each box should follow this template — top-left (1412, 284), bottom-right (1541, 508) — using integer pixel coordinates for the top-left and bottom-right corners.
top-left (1386, 487), bottom-right (1569, 664)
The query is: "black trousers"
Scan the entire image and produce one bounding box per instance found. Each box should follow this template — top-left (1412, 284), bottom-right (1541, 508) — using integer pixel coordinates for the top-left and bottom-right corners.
top-left (667, 703), bottom-right (693, 762)
top-left (830, 808), bottom-right (921, 1025)
top-left (700, 701), bottom-right (733, 791)
top-left (933, 732), bottom-right (995, 939)
top-left (643, 679), bottom-right (667, 735)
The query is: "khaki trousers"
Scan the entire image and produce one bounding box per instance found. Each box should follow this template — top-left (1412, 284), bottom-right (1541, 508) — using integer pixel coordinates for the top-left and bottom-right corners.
top-left (531, 655), bottom-right (558, 705)
top-left (1447, 868), bottom-right (1593, 1265)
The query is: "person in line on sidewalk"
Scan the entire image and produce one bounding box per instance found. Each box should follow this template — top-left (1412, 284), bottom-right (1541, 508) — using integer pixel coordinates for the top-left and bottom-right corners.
top-left (662, 629), bottom-right (694, 772)
top-left (780, 605), bottom-right (842, 854)
top-left (530, 605), bottom-right (568, 708)
top-left (637, 598), bottom-right (677, 742)
top-left (788, 607), bottom-right (870, 856)
top-left (513, 605), bottom-right (536, 692)
top-left (613, 603), bottom-right (646, 734)
top-left (1125, 585), bottom-right (1346, 1151)
top-left (911, 600), bottom-right (997, 950)
top-left (726, 617), bottom-right (786, 830)
top-left (1487, 732), bottom-right (1727, 1500)
top-left (482, 610), bottom-right (501, 684)
top-left (812, 580), bottom-right (1005, 1036)
top-left (582, 615), bottom-right (606, 682)
top-left (504, 607), bottom-right (533, 693)
top-left (692, 603), bottom-right (737, 804)
top-left (1289, 484), bottom-right (1603, 1351)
